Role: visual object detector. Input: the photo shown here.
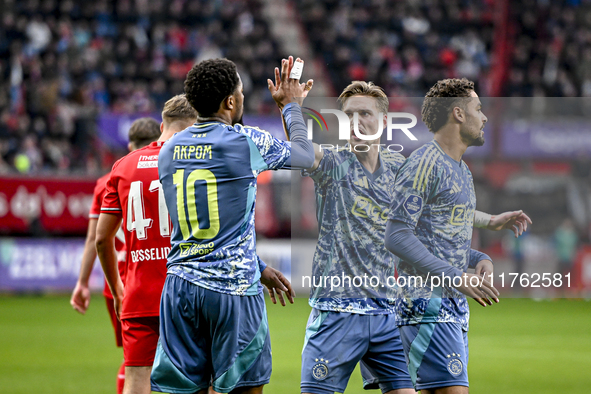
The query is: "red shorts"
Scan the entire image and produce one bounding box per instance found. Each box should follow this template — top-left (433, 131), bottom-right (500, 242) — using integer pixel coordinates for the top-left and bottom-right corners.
top-left (121, 316), bottom-right (160, 367)
top-left (105, 296), bottom-right (123, 347)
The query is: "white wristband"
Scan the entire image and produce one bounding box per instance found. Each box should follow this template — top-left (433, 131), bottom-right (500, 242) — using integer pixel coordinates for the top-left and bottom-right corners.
top-left (289, 60), bottom-right (304, 80)
top-left (474, 211), bottom-right (492, 228)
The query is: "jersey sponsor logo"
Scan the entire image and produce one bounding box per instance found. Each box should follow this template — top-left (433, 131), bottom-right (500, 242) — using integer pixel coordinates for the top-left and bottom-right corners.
top-left (179, 242), bottom-right (215, 257)
top-left (446, 354), bottom-right (463, 376)
top-left (137, 160), bottom-right (158, 168)
top-left (311, 358), bottom-right (329, 381)
top-left (403, 195), bottom-right (423, 216)
top-left (450, 205), bottom-right (467, 225)
top-left (351, 196), bottom-right (389, 223)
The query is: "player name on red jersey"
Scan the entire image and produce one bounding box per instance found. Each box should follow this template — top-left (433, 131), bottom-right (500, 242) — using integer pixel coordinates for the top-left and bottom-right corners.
top-left (130, 247), bottom-right (171, 263)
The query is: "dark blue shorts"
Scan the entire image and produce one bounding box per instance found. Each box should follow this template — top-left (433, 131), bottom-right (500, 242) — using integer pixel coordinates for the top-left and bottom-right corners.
top-left (301, 309), bottom-right (413, 394)
top-left (399, 322), bottom-right (469, 391)
top-left (151, 275), bottom-right (271, 393)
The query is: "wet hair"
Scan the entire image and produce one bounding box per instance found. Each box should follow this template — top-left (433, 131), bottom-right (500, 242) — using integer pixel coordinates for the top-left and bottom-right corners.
top-left (184, 58), bottom-right (240, 117)
top-left (421, 78), bottom-right (475, 133)
top-left (338, 81), bottom-right (389, 113)
top-left (128, 117), bottom-right (160, 149)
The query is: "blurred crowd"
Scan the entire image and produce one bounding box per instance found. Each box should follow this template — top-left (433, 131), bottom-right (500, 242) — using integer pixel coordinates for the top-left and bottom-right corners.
top-left (1, 0), bottom-right (591, 176)
top-left (296, 0), bottom-right (494, 97)
top-left (506, 0), bottom-right (591, 97)
top-left (0, 0), bottom-right (282, 174)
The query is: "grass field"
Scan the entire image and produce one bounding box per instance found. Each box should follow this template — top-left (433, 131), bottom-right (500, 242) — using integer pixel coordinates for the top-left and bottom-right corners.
top-left (0, 295), bottom-right (590, 393)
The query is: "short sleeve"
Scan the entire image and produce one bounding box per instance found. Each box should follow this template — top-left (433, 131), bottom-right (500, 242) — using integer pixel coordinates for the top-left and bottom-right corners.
top-left (389, 150), bottom-right (438, 227)
top-left (241, 125), bottom-right (291, 172)
top-left (101, 162), bottom-right (123, 216)
top-left (89, 177), bottom-right (106, 219)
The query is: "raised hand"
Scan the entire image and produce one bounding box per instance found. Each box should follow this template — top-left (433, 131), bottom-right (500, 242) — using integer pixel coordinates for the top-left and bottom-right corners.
top-left (487, 210), bottom-right (532, 237)
top-left (268, 56), bottom-right (314, 109)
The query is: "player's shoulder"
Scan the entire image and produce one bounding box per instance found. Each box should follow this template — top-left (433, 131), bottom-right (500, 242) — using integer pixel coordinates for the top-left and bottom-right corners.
top-left (380, 150), bottom-right (406, 168)
top-left (405, 141), bottom-right (445, 168)
top-left (96, 171), bottom-right (111, 186)
top-left (114, 142), bottom-right (161, 173)
top-left (234, 123), bottom-right (275, 141)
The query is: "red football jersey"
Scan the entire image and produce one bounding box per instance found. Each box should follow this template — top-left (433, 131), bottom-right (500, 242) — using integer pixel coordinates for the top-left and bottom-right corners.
top-left (89, 172), bottom-right (126, 298)
top-left (101, 141), bottom-right (170, 320)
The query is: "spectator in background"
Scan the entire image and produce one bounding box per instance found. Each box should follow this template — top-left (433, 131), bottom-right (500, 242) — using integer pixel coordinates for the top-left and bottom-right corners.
top-left (554, 218), bottom-right (579, 278)
top-left (0, 0), bottom-right (284, 174)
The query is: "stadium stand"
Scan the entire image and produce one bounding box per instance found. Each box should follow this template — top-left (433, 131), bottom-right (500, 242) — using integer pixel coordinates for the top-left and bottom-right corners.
top-left (0, 0), bottom-right (284, 173)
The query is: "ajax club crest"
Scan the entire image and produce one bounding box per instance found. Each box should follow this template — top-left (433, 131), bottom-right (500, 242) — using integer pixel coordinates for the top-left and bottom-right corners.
top-left (446, 353), bottom-right (463, 377)
top-left (312, 358), bottom-right (329, 381)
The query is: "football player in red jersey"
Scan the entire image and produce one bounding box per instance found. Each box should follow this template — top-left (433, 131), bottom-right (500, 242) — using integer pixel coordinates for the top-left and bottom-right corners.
top-left (70, 118), bottom-right (161, 394)
top-left (96, 95), bottom-right (198, 394)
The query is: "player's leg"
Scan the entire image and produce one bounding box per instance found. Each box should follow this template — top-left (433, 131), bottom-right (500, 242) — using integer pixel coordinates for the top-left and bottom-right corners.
top-left (105, 295), bottom-right (125, 394)
top-left (151, 275), bottom-right (212, 393)
top-left (359, 314), bottom-right (416, 394)
top-left (120, 316), bottom-right (160, 394)
top-left (301, 310), bottom-right (369, 394)
top-left (117, 362), bottom-right (125, 394)
top-left (123, 366), bottom-right (152, 394)
top-left (227, 385), bottom-right (263, 394)
top-left (206, 288), bottom-right (272, 394)
top-left (419, 387), bottom-right (468, 394)
top-left (398, 322), bottom-right (469, 393)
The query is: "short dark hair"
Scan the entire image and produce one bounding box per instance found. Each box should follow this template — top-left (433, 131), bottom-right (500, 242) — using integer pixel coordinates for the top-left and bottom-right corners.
top-left (421, 78), bottom-right (475, 133)
top-left (338, 81), bottom-right (389, 113)
top-left (184, 59), bottom-right (240, 117)
top-left (162, 94), bottom-right (197, 125)
top-left (128, 117), bottom-right (160, 149)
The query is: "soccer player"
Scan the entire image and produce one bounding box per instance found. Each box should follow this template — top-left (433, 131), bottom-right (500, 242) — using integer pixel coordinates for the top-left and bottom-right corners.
top-left (150, 57), bottom-right (314, 394)
top-left (95, 95), bottom-right (198, 394)
top-left (385, 78), bottom-right (501, 393)
top-left (70, 117), bottom-right (161, 394)
top-left (299, 81), bottom-right (531, 394)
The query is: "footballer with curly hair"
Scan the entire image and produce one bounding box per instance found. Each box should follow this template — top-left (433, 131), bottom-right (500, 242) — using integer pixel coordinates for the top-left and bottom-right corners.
top-left (151, 57), bottom-right (314, 394)
top-left (385, 78), bottom-right (503, 393)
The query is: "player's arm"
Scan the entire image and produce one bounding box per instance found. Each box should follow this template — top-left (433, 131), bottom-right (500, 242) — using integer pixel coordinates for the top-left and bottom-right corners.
top-left (474, 210), bottom-right (532, 237)
top-left (257, 258), bottom-right (294, 306)
top-left (469, 249), bottom-right (494, 278)
top-left (280, 110), bottom-right (324, 171)
top-left (268, 56), bottom-right (315, 170)
top-left (385, 220), bottom-right (499, 307)
top-left (96, 213), bottom-right (124, 318)
top-left (70, 218), bottom-right (99, 314)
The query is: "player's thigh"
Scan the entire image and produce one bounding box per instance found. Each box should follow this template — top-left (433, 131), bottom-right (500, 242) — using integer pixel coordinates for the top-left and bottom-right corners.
top-left (360, 314), bottom-right (414, 392)
top-left (205, 287), bottom-right (271, 394)
top-left (420, 386), bottom-right (469, 394)
top-left (151, 275), bottom-right (212, 393)
top-left (120, 316), bottom-right (159, 367)
top-left (228, 385), bottom-right (263, 394)
top-left (398, 323), bottom-right (468, 392)
top-left (123, 366), bottom-right (152, 394)
top-left (301, 310), bottom-right (370, 394)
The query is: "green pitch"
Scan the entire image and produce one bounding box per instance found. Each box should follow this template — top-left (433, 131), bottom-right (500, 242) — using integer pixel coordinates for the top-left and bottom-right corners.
top-left (0, 295), bottom-right (589, 393)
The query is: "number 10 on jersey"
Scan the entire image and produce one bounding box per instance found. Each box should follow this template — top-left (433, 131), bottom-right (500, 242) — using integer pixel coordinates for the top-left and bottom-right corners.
top-left (173, 168), bottom-right (220, 240)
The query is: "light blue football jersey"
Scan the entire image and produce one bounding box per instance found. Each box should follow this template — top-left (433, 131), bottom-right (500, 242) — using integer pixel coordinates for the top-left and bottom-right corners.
top-left (158, 122), bottom-right (290, 296)
top-left (389, 140), bottom-right (476, 330)
top-left (304, 147), bottom-right (406, 314)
